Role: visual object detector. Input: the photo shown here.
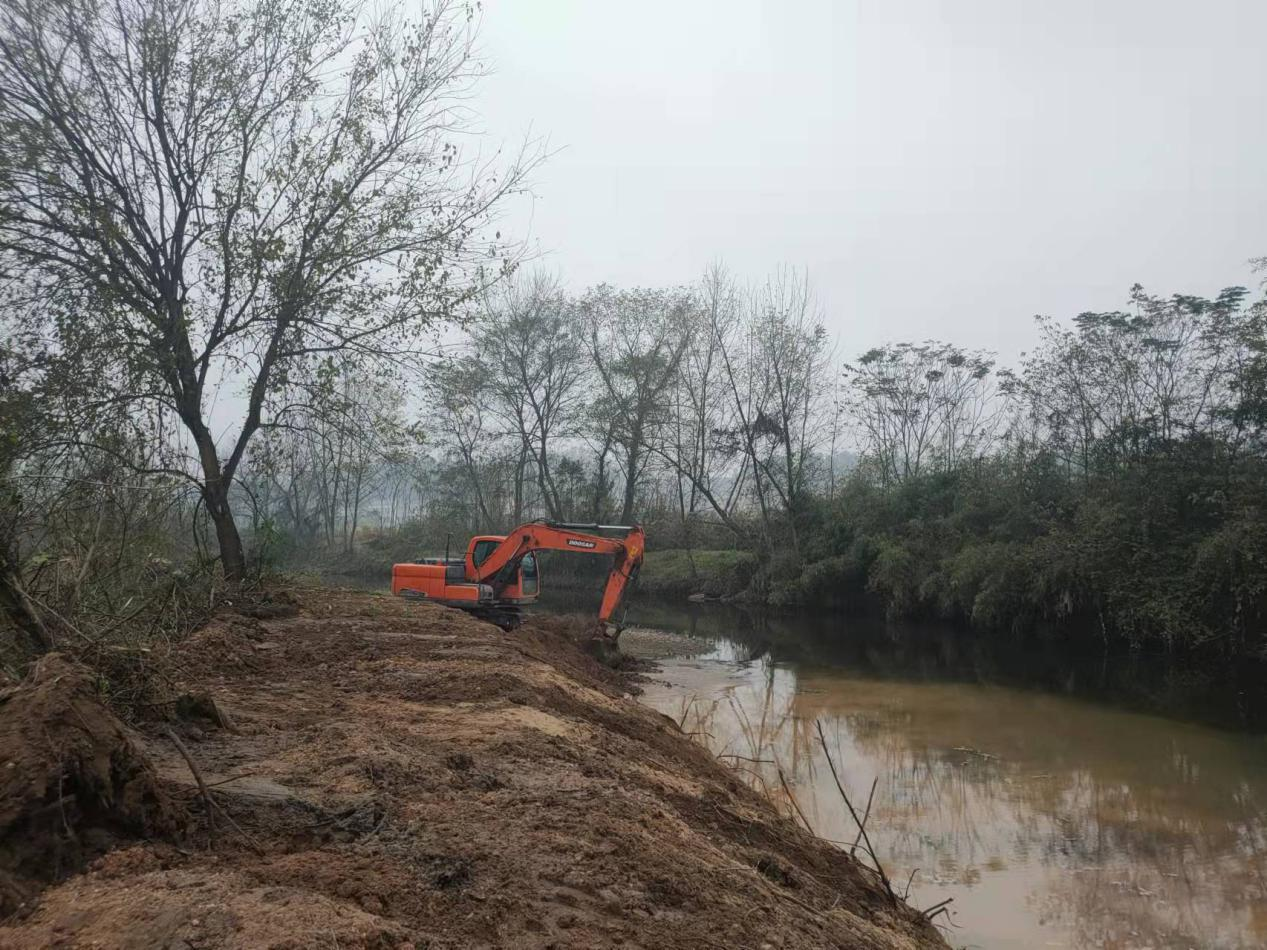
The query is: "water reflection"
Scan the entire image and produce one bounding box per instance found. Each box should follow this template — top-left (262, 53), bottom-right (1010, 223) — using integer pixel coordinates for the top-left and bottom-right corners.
top-left (618, 599), bottom-right (1267, 732)
top-left (622, 609), bottom-right (1267, 950)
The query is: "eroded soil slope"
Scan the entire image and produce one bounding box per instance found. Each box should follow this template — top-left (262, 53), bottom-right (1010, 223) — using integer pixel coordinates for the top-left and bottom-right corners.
top-left (1, 589), bottom-right (945, 949)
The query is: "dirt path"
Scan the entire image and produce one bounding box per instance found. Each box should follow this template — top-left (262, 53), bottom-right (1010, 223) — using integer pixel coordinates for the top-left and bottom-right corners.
top-left (1, 589), bottom-right (946, 949)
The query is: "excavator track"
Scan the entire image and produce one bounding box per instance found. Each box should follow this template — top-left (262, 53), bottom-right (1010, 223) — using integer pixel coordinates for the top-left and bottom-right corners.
top-left (469, 604), bottom-right (527, 631)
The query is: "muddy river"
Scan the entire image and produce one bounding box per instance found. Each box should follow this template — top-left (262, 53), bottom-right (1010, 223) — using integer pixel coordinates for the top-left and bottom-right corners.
top-left (610, 600), bottom-right (1267, 950)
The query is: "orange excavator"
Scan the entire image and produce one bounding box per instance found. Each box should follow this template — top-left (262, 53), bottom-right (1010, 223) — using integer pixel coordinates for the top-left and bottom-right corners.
top-left (391, 521), bottom-right (645, 636)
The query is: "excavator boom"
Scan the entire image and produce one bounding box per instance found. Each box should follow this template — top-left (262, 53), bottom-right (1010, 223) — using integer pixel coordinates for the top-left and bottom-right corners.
top-left (391, 521), bottom-right (644, 632)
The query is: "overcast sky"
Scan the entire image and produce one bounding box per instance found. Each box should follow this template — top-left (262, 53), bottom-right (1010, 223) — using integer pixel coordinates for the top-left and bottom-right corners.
top-left (474, 0), bottom-right (1267, 364)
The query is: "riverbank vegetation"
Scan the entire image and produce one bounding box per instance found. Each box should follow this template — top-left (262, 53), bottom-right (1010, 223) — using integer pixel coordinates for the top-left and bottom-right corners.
top-left (816, 281), bottom-right (1267, 658)
top-left (275, 266), bottom-right (1267, 664)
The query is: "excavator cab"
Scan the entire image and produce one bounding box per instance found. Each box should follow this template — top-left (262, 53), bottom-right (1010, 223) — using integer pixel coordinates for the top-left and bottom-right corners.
top-left (391, 521), bottom-right (643, 634)
top-left (520, 552), bottom-right (540, 596)
top-left (468, 537), bottom-right (500, 571)
top-left (465, 536), bottom-right (540, 606)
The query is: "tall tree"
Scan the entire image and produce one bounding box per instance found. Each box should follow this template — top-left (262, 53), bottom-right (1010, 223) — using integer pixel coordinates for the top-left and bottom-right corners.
top-left (844, 342), bottom-right (998, 484)
top-left (744, 270), bottom-right (831, 543)
top-left (0, 0), bottom-right (531, 580)
top-left (582, 285), bottom-right (695, 524)
top-left (474, 273), bottom-right (585, 521)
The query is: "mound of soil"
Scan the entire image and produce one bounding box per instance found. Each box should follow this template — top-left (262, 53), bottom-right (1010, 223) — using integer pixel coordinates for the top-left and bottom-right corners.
top-left (177, 615), bottom-right (271, 678)
top-left (509, 612), bottom-right (653, 692)
top-left (0, 590), bottom-right (945, 949)
top-left (0, 654), bottom-right (182, 916)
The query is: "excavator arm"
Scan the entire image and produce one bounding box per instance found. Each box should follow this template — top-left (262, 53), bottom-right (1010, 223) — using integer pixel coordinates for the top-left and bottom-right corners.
top-left (471, 521), bottom-right (645, 627)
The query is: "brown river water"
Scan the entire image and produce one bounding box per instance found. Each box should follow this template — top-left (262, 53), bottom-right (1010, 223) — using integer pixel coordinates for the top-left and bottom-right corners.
top-left (607, 600), bottom-right (1267, 950)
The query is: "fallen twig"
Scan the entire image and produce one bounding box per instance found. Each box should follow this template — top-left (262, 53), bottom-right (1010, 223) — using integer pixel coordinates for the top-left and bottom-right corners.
top-left (165, 727), bottom-right (262, 855)
top-left (777, 766), bottom-right (814, 833)
top-left (204, 771), bottom-right (259, 788)
top-left (714, 866), bottom-right (826, 919)
top-left (164, 726), bottom-right (216, 840)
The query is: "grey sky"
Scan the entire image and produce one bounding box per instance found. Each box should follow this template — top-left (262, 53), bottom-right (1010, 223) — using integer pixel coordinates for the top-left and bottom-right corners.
top-left (476, 0), bottom-right (1267, 364)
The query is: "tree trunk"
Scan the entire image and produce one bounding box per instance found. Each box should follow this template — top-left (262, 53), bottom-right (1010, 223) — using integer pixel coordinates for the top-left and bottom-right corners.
top-left (591, 425), bottom-right (616, 522)
top-left (513, 444), bottom-right (527, 524)
top-left (349, 468), bottom-right (363, 555)
top-left (206, 487), bottom-right (247, 584)
top-left (190, 422), bottom-right (247, 584)
top-left (535, 436), bottom-right (563, 520)
top-left (0, 535), bottom-right (52, 655)
top-left (619, 420), bottom-right (644, 524)
top-left (620, 446), bottom-right (639, 524)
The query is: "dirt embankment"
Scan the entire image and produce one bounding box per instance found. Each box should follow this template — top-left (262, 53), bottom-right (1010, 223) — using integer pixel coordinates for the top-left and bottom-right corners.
top-left (1, 589), bottom-right (946, 949)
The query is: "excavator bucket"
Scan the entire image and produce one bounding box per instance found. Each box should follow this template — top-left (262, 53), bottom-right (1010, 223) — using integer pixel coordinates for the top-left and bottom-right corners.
top-left (582, 622), bottom-right (624, 666)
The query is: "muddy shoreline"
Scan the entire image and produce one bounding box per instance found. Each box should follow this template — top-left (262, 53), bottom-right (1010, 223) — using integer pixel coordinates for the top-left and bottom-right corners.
top-left (1, 588), bottom-right (944, 949)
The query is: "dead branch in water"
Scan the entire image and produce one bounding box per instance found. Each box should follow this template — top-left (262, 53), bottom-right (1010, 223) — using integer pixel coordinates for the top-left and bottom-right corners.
top-left (850, 776), bottom-right (878, 857)
top-left (952, 746), bottom-right (997, 760)
top-left (921, 896), bottom-right (954, 919)
top-left (902, 867), bottom-right (919, 899)
top-left (675, 694), bottom-right (696, 731)
top-left (814, 719), bottom-right (895, 902)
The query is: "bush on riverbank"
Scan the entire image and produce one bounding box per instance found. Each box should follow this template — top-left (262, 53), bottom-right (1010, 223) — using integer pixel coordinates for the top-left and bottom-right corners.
top-left (635, 548), bottom-right (758, 599)
top-left (754, 448), bottom-right (1267, 658)
top-left (724, 280), bottom-right (1267, 662)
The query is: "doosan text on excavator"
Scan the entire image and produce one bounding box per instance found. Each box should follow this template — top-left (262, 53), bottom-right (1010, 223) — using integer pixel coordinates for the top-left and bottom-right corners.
top-left (391, 521), bottom-right (645, 637)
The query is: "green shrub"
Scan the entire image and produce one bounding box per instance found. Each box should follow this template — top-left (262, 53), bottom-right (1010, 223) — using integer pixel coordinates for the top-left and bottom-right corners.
top-left (767, 554), bottom-right (867, 608)
top-left (635, 548), bottom-right (757, 599)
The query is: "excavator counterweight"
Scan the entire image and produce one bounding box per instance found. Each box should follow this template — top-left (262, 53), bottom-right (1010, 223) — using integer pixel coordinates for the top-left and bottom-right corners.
top-left (391, 521), bottom-right (644, 635)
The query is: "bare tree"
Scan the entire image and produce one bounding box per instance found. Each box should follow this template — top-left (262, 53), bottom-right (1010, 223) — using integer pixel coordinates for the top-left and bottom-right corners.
top-left (578, 404), bottom-right (620, 522)
top-left (424, 355), bottom-right (498, 527)
top-left (474, 272), bottom-right (585, 520)
top-left (0, 0), bottom-right (533, 581)
top-left (582, 285), bottom-right (695, 523)
top-left (744, 269), bottom-right (832, 546)
top-left (242, 357), bottom-right (420, 553)
top-left (649, 265), bottom-right (748, 537)
top-left (843, 342), bottom-right (998, 484)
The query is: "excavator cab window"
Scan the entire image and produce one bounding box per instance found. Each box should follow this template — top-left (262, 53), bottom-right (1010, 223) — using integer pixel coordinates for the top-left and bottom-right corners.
top-left (471, 539), bottom-right (498, 568)
top-left (521, 553), bottom-right (539, 596)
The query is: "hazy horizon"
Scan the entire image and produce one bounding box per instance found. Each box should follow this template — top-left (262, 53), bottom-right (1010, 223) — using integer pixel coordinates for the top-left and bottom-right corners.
top-left (477, 0), bottom-right (1266, 362)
